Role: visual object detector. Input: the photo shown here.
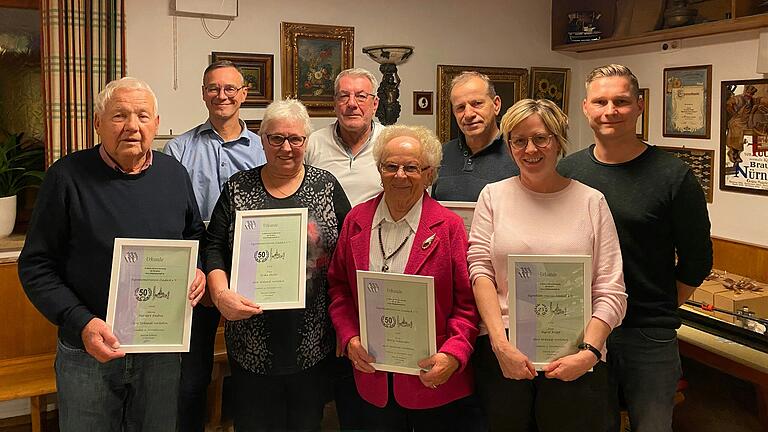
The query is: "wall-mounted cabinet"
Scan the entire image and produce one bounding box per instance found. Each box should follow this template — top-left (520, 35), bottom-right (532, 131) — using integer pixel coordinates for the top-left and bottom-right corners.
top-left (552, 0), bottom-right (768, 53)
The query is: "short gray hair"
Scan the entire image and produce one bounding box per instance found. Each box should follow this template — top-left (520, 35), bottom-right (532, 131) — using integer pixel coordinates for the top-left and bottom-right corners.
top-left (373, 125), bottom-right (443, 182)
top-left (334, 68), bottom-right (379, 95)
top-left (260, 99), bottom-right (312, 137)
top-left (94, 77), bottom-right (158, 116)
top-left (449, 71), bottom-right (496, 99)
top-left (585, 64), bottom-right (641, 98)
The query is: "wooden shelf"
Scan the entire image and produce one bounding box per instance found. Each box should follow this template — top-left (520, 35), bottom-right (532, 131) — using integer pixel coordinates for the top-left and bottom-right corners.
top-left (554, 13), bottom-right (768, 53)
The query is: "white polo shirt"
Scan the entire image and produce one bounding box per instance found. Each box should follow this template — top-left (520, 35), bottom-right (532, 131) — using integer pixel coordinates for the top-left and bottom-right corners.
top-left (305, 121), bottom-right (384, 207)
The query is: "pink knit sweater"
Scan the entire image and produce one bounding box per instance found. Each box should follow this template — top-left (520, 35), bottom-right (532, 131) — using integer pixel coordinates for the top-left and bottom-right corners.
top-left (468, 177), bottom-right (627, 337)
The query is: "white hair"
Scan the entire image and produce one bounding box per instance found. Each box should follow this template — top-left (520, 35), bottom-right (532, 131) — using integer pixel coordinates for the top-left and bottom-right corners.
top-left (334, 68), bottom-right (379, 95)
top-left (260, 99), bottom-right (312, 136)
top-left (94, 77), bottom-right (158, 116)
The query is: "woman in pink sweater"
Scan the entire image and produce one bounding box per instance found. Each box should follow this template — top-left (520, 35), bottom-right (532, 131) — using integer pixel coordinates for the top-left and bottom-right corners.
top-left (468, 99), bottom-right (627, 432)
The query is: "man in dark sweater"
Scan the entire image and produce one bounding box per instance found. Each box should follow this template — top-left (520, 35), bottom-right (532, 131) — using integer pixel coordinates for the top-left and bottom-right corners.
top-left (18, 77), bottom-right (206, 432)
top-left (558, 64), bottom-right (712, 432)
top-left (431, 71), bottom-right (519, 201)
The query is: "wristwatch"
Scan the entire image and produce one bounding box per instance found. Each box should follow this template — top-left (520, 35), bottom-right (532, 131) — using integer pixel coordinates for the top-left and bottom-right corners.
top-left (577, 342), bottom-right (602, 360)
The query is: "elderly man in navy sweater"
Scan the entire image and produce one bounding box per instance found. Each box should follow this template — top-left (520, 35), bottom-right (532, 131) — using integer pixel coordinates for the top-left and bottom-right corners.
top-left (18, 77), bottom-right (206, 432)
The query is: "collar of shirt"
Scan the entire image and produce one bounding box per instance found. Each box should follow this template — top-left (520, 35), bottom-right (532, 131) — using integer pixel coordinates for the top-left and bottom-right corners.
top-left (98, 144), bottom-right (153, 174)
top-left (372, 194), bottom-right (424, 233)
top-left (333, 120), bottom-right (376, 158)
top-left (198, 119), bottom-right (252, 145)
top-left (458, 129), bottom-right (503, 157)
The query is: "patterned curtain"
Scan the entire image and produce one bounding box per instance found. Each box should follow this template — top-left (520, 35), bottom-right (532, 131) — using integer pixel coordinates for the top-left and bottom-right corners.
top-left (40, 0), bottom-right (124, 166)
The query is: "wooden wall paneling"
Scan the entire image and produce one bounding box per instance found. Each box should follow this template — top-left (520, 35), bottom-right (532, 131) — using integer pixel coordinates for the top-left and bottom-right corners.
top-left (0, 263), bottom-right (57, 360)
top-left (712, 237), bottom-right (768, 284)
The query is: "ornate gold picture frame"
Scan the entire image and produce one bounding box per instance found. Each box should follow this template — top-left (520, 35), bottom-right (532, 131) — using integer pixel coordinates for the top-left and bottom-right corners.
top-left (280, 22), bottom-right (354, 117)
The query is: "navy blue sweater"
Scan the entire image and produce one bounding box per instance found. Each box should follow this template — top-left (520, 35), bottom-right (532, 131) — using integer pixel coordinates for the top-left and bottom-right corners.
top-left (19, 146), bottom-right (204, 348)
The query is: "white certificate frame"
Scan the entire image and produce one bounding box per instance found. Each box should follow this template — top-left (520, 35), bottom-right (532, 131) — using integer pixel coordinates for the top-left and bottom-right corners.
top-left (106, 238), bottom-right (198, 353)
top-left (507, 254), bottom-right (592, 370)
top-left (231, 208), bottom-right (308, 310)
top-left (438, 201), bottom-right (476, 235)
top-left (356, 270), bottom-right (437, 375)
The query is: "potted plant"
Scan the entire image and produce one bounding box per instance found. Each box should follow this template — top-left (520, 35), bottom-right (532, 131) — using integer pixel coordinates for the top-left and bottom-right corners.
top-left (0, 133), bottom-right (45, 238)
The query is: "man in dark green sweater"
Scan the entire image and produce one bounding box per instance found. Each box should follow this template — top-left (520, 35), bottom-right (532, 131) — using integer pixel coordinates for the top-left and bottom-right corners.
top-left (558, 64), bottom-right (712, 432)
top-left (19, 77), bottom-right (206, 432)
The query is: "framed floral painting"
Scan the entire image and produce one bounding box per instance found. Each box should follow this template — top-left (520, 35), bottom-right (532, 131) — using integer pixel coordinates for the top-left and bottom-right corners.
top-left (529, 67), bottom-right (570, 113)
top-left (280, 22), bottom-right (354, 117)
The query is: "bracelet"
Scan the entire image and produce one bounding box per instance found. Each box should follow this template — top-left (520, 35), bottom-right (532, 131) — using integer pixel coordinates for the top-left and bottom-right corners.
top-left (577, 342), bottom-right (602, 361)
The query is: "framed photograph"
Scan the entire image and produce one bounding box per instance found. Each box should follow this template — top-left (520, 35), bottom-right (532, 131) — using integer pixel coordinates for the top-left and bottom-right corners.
top-left (231, 208), bottom-right (308, 309)
top-left (280, 22), bottom-right (354, 117)
top-left (211, 52), bottom-right (274, 108)
top-left (658, 146), bottom-right (714, 203)
top-left (413, 91), bottom-right (433, 115)
top-left (437, 65), bottom-right (529, 143)
top-left (106, 238), bottom-right (199, 353)
top-left (529, 67), bottom-right (570, 113)
top-left (720, 79), bottom-right (768, 196)
top-left (663, 65), bottom-right (712, 139)
top-left (244, 119), bottom-right (262, 134)
top-left (636, 88), bottom-right (649, 141)
top-left (438, 201), bottom-right (475, 235)
top-left (356, 270), bottom-right (436, 375)
top-left (508, 254), bottom-right (592, 370)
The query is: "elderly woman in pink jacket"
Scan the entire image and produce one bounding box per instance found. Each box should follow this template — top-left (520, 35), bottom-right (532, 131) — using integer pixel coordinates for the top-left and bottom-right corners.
top-left (328, 125), bottom-right (482, 431)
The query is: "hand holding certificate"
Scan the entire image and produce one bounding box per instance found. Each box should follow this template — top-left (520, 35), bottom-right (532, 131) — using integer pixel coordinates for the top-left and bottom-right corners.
top-left (106, 238), bottom-right (199, 353)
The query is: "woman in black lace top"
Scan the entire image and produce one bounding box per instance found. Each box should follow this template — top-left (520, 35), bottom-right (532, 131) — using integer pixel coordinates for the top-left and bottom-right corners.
top-left (204, 99), bottom-right (351, 431)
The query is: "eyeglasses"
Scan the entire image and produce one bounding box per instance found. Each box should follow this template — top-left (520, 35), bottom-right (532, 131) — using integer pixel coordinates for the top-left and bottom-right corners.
top-left (265, 134), bottom-right (307, 147)
top-left (335, 92), bottom-right (375, 104)
top-left (507, 134), bottom-right (554, 150)
top-left (203, 85), bottom-right (247, 97)
top-left (380, 163), bottom-right (430, 176)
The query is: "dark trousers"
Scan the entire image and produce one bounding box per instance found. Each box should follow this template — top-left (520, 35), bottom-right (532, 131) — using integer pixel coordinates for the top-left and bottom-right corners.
top-left (229, 358), bottom-right (332, 432)
top-left (474, 335), bottom-right (619, 432)
top-left (332, 356), bottom-right (369, 431)
top-left (355, 373), bottom-right (486, 432)
top-left (607, 327), bottom-right (682, 432)
top-left (178, 304), bottom-right (221, 432)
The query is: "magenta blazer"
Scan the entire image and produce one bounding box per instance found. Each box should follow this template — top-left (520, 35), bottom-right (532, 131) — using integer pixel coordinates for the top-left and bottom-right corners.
top-left (328, 192), bottom-right (479, 409)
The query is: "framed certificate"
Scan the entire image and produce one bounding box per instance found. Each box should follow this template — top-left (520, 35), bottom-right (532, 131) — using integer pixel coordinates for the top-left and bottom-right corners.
top-left (106, 238), bottom-right (199, 353)
top-left (231, 208), bottom-right (308, 310)
top-left (357, 271), bottom-right (437, 375)
top-left (438, 201), bottom-right (475, 235)
top-left (663, 65), bottom-right (712, 139)
top-left (508, 255), bottom-right (592, 370)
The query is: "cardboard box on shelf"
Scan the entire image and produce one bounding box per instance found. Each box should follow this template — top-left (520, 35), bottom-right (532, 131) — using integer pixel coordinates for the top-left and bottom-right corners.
top-left (713, 289), bottom-right (768, 324)
top-left (691, 280), bottom-right (729, 315)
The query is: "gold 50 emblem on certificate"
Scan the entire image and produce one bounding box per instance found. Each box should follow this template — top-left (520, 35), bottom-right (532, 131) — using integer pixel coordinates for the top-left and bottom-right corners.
top-left (356, 271), bottom-right (437, 375)
top-left (508, 255), bottom-right (592, 370)
top-left (106, 238), bottom-right (199, 353)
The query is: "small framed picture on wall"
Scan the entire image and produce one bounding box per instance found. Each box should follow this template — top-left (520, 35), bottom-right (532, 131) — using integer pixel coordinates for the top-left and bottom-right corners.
top-left (413, 91), bottom-right (433, 115)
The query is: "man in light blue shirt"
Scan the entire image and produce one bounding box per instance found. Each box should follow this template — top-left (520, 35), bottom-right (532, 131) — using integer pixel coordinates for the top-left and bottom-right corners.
top-left (165, 61), bottom-right (266, 220)
top-left (164, 60), bottom-right (265, 432)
